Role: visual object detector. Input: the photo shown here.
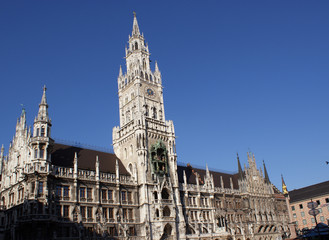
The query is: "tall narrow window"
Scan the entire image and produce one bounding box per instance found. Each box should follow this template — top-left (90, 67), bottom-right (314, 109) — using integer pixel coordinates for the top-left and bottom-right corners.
top-left (102, 207), bottom-right (108, 220)
top-left (56, 185), bottom-right (61, 197)
top-left (38, 182), bottom-right (43, 195)
top-left (36, 128), bottom-right (40, 136)
top-left (109, 208), bottom-right (114, 219)
top-left (39, 148), bottom-right (44, 159)
top-left (87, 188), bottom-right (92, 199)
top-left (108, 190), bottom-right (113, 201)
top-left (87, 207), bottom-right (93, 219)
top-left (63, 205), bottom-right (69, 218)
top-left (121, 191), bottom-right (127, 202)
top-left (63, 186), bottom-right (69, 197)
top-left (34, 149), bottom-right (38, 159)
top-left (41, 127), bottom-right (45, 137)
top-left (102, 189), bottom-right (107, 201)
top-left (81, 206), bottom-right (86, 218)
top-left (80, 187), bottom-right (86, 199)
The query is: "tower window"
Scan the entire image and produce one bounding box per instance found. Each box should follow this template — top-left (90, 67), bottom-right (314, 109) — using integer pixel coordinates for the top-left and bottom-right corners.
top-left (36, 128), bottom-right (40, 136)
top-left (34, 149), bottom-right (38, 158)
top-left (153, 107), bottom-right (157, 119)
top-left (135, 42), bottom-right (138, 50)
top-left (41, 127), bottom-right (45, 137)
top-left (39, 148), bottom-right (44, 159)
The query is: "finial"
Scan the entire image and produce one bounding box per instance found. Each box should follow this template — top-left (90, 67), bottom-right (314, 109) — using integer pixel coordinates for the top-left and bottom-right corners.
top-left (43, 85), bottom-right (47, 92)
top-left (20, 104), bottom-right (25, 116)
top-left (133, 11), bottom-right (136, 18)
top-left (119, 65), bottom-right (123, 76)
top-left (281, 174), bottom-right (288, 195)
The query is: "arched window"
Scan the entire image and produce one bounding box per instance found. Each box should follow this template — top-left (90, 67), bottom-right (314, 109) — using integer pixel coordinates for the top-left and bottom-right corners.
top-left (163, 206), bottom-right (170, 217)
top-left (144, 105), bottom-right (149, 117)
top-left (161, 188), bottom-right (169, 200)
top-left (153, 107), bottom-right (157, 119)
top-left (34, 149), bottom-right (38, 159)
top-left (135, 42), bottom-right (138, 50)
top-left (130, 145), bottom-right (133, 156)
top-left (159, 110), bottom-right (162, 121)
top-left (140, 71), bottom-right (144, 79)
top-left (41, 127), bottom-right (45, 137)
top-left (128, 163), bottom-right (133, 174)
top-left (153, 191), bottom-right (158, 200)
top-left (164, 224), bottom-right (172, 235)
top-left (124, 148), bottom-right (127, 159)
top-left (145, 74), bottom-right (148, 80)
top-left (143, 59), bottom-right (146, 69)
top-left (126, 111), bottom-right (130, 122)
top-left (36, 128), bottom-right (40, 136)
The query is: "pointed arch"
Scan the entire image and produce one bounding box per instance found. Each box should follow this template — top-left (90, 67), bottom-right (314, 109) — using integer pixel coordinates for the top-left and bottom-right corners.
top-left (163, 206), bottom-right (170, 217)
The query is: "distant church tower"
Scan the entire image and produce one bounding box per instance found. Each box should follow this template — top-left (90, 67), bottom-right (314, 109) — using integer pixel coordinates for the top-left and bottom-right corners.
top-left (112, 13), bottom-right (186, 239)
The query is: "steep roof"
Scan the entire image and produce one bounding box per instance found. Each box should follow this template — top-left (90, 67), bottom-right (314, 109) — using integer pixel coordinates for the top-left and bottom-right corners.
top-left (289, 180), bottom-right (329, 203)
top-left (51, 143), bottom-right (129, 175)
top-left (177, 165), bottom-right (239, 189)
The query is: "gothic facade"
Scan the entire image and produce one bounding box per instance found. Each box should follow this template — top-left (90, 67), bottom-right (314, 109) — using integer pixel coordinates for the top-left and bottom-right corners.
top-left (0, 14), bottom-right (290, 240)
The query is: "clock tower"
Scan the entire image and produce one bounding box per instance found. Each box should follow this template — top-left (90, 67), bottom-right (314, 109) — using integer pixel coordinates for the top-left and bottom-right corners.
top-left (112, 13), bottom-right (186, 239)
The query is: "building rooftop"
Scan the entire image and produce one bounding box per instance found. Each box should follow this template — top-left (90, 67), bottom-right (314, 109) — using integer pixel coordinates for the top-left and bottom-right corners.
top-left (289, 180), bottom-right (329, 203)
top-left (51, 143), bottom-right (129, 175)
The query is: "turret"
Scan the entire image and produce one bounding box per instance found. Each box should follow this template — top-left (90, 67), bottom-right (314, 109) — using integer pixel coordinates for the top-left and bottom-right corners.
top-left (30, 86), bottom-right (53, 165)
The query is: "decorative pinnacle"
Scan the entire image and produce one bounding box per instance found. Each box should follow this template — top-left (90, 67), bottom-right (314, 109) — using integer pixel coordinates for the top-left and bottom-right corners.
top-left (132, 11), bottom-right (140, 36)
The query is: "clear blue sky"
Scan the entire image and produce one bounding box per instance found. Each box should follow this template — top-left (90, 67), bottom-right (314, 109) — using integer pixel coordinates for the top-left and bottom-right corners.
top-left (1, 1), bottom-right (328, 191)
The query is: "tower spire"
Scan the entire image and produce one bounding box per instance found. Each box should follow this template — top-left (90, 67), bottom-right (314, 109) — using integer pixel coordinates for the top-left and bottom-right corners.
top-left (132, 11), bottom-right (140, 36)
top-left (237, 153), bottom-right (244, 180)
top-left (263, 160), bottom-right (270, 183)
top-left (37, 85), bottom-right (49, 121)
top-left (281, 174), bottom-right (288, 195)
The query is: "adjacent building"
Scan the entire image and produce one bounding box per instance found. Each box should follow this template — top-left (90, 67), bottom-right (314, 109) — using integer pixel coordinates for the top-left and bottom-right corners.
top-left (0, 14), bottom-right (290, 240)
top-left (284, 180), bottom-right (329, 233)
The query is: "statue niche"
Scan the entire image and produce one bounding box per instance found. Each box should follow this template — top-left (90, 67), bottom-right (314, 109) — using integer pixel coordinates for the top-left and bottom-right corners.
top-left (150, 141), bottom-right (168, 176)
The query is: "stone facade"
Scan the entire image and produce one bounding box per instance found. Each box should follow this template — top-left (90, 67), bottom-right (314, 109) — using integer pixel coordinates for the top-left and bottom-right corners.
top-left (0, 14), bottom-right (290, 240)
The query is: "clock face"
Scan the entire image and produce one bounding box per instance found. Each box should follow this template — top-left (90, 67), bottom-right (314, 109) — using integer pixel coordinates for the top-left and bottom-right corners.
top-left (146, 88), bottom-right (155, 97)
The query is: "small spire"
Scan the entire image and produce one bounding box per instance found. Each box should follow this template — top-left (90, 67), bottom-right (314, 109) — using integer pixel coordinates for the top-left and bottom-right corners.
top-left (263, 160), bottom-right (270, 183)
top-left (206, 163), bottom-right (210, 177)
top-left (20, 104), bottom-right (26, 116)
top-left (282, 174), bottom-right (288, 195)
top-left (1, 145), bottom-right (4, 157)
top-left (132, 11), bottom-right (140, 36)
top-left (36, 85), bottom-right (49, 121)
top-left (41, 85), bottom-right (47, 105)
top-left (119, 65), bottom-right (123, 77)
top-left (155, 61), bottom-right (159, 72)
top-left (237, 153), bottom-right (244, 180)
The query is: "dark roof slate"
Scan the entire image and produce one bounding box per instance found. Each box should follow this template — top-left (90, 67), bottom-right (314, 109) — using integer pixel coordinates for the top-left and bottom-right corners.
top-left (289, 180), bottom-right (329, 203)
top-left (51, 143), bottom-right (129, 175)
top-left (177, 165), bottom-right (239, 189)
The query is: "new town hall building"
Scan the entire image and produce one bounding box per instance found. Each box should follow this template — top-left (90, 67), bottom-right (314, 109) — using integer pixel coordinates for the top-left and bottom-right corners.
top-left (0, 14), bottom-right (290, 240)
